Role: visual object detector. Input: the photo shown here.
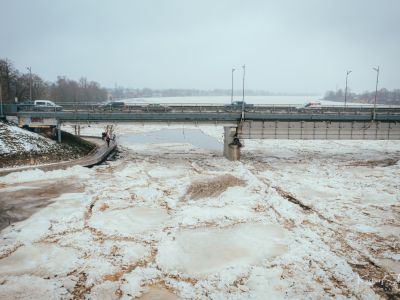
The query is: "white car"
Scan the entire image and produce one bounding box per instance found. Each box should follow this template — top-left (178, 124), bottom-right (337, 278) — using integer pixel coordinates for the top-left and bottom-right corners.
top-left (34, 100), bottom-right (63, 111)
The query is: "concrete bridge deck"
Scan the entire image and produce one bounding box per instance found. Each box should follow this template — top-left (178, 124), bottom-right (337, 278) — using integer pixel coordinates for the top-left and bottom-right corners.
top-left (12, 107), bottom-right (400, 123)
top-left (4, 103), bottom-right (400, 161)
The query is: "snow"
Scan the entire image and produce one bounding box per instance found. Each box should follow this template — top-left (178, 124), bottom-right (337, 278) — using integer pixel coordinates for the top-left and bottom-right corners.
top-left (0, 275), bottom-right (69, 299)
top-left (0, 123), bottom-right (399, 299)
top-left (0, 122), bottom-right (56, 155)
top-left (0, 244), bottom-right (80, 277)
top-left (88, 207), bottom-right (170, 237)
top-left (156, 223), bottom-right (288, 276)
top-left (0, 165), bottom-right (93, 184)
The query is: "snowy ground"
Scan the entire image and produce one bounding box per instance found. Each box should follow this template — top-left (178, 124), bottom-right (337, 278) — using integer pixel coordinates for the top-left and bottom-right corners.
top-left (0, 123), bottom-right (399, 299)
top-left (0, 122), bottom-right (94, 168)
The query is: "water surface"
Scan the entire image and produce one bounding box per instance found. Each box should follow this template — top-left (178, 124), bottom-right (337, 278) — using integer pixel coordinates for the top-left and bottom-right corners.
top-left (119, 129), bottom-right (222, 152)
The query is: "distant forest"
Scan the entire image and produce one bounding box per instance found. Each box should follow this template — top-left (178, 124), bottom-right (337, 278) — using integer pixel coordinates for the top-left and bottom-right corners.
top-left (109, 87), bottom-right (311, 99)
top-left (324, 88), bottom-right (400, 105)
top-left (0, 58), bottom-right (108, 103)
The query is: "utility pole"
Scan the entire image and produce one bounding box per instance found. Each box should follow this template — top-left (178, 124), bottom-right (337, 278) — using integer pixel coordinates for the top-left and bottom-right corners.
top-left (373, 66), bottom-right (379, 121)
top-left (27, 67), bottom-right (32, 101)
top-left (231, 68), bottom-right (235, 104)
top-left (344, 70), bottom-right (352, 107)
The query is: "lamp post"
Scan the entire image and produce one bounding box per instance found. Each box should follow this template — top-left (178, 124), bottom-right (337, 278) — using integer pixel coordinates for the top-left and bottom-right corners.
top-left (231, 68), bottom-right (235, 104)
top-left (344, 70), bottom-right (352, 107)
top-left (242, 64), bottom-right (245, 102)
top-left (241, 65), bottom-right (246, 120)
top-left (0, 84), bottom-right (3, 117)
top-left (26, 67), bottom-right (32, 101)
top-left (373, 66), bottom-right (379, 120)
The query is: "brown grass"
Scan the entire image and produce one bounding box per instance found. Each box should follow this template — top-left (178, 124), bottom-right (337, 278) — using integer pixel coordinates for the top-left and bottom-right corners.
top-left (185, 174), bottom-right (246, 199)
top-left (99, 203), bottom-right (109, 211)
top-left (348, 158), bottom-right (398, 167)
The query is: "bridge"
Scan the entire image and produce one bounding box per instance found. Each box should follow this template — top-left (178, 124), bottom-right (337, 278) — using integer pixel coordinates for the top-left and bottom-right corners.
top-left (3, 103), bottom-right (400, 160)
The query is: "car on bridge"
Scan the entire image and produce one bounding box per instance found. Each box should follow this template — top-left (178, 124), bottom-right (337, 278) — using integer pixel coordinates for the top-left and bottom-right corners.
top-left (101, 101), bottom-right (126, 111)
top-left (34, 100), bottom-right (63, 111)
top-left (17, 100), bottom-right (34, 111)
top-left (224, 101), bottom-right (254, 112)
top-left (302, 101), bottom-right (322, 108)
top-left (142, 103), bottom-right (172, 112)
top-left (18, 100), bottom-right (62, 111)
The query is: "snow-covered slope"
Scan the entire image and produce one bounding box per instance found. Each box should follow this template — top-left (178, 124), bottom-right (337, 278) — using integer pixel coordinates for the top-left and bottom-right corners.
top-left (0, 122), bottom-right (94, 168)
top-left (0, 122), bottom-right (57, 155)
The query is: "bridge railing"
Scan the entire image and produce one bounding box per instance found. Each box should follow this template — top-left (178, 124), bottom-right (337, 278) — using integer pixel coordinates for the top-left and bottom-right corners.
top-left (13, 102), bottom-right (400, 116)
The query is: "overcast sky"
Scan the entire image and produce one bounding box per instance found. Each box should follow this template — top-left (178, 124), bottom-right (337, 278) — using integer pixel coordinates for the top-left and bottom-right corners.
top-left (1, 0), bottom-right (399, 94)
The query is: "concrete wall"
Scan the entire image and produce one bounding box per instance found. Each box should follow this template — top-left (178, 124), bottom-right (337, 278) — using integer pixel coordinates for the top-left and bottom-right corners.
top-left (238, 121), bottom-right (400, 140)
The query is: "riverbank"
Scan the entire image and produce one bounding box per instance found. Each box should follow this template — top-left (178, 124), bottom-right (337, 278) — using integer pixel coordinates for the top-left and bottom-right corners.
top-left (0, 121), bottom-right (96, 169)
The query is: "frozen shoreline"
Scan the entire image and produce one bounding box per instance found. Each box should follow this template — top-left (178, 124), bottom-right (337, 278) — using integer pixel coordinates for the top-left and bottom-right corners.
top-left (0, 124), bottom-right (399, 299)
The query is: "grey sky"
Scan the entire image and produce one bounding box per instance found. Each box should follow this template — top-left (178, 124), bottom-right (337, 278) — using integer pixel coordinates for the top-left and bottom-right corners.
top-left (1, 0), bottom-right (399, 94)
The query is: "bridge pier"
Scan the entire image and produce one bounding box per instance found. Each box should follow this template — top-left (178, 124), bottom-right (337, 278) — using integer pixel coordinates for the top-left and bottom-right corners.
top-left (223, 126), bottom-right (241, 161)
top-left (57, 123), bottom-right (61, 143)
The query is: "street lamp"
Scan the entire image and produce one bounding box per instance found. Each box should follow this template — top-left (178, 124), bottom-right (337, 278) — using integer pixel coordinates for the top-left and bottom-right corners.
top-left (373, 66), bottom-right (379, 120)
top-left (344, 70), bottom-right (352, 107)
top-left (242, 64), bottom-right (245, 102)
top-left (0, 84), bottom-right (3, 117)
top-left (241, 65), bottom-right (246, 120)
top-left (26, 67), bottom-right (32, 101)
top-left (231, 68), bottom-right (235, 104)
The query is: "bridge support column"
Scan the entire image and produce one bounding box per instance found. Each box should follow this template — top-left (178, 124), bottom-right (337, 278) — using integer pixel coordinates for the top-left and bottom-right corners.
top-left (57, 123), bottom-right (61, 143)
top-left (223, 126), bottom-right (241, 161)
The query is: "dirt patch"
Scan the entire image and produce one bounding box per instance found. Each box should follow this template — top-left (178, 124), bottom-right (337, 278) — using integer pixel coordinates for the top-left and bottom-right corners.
top-left (185, 175), bottom-right (246, 200)
top-left (139, 285), bottom-right (180, 300)
top-left (99, 203), bottom-right (109, 211)
top-left (349, 262), bottom-right (400, 299)
top-left (71, 272), bottom-right (93, 300)
top-left (347, 158), bottom-right (398, 168)
top-left (273, 186), bottom-right (312, 211)
top-left (0, 180), bottom-right (84, 231)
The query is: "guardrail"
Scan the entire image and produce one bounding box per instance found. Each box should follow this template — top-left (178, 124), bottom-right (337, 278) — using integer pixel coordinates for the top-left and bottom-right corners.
top-left (13, 103), bottom-right (400, 113)
top-left (14, 110), bottom-right (400, 123)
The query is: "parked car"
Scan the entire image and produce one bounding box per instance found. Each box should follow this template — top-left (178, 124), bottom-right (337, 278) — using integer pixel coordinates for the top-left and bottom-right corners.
top-left (33, 100), bottom-right (63, 111)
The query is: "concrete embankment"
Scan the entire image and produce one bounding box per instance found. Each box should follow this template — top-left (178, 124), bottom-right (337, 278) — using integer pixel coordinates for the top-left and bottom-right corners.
top-left (0, 136), bottom-right (116, 176)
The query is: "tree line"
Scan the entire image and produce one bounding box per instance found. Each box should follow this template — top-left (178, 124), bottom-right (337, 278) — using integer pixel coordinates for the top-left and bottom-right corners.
top-left (109, 87), bottom-right (313, 100)
top-left (324, 88), bottom-right (400, 105)
top-left (0, 58), bottom-right (108, 104)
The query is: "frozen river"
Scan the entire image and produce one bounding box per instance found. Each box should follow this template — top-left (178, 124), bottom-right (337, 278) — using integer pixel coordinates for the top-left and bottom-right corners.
top-left (0, 124), bottom-right (399, 299)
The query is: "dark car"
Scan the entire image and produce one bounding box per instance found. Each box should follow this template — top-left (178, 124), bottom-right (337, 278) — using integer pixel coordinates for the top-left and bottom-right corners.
top-left (17, 100), bottom-right (35, 111)
top-left (224, 101), bottom-right (254, 111)
top-left (142, 103), bottom-right (172, 112)
top-left (102, 101), bottom-right (126, 111)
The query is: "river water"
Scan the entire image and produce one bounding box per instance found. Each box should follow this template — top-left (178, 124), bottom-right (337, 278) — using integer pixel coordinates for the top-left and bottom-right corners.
top-left (119, 128), bottom-right (222, 152)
